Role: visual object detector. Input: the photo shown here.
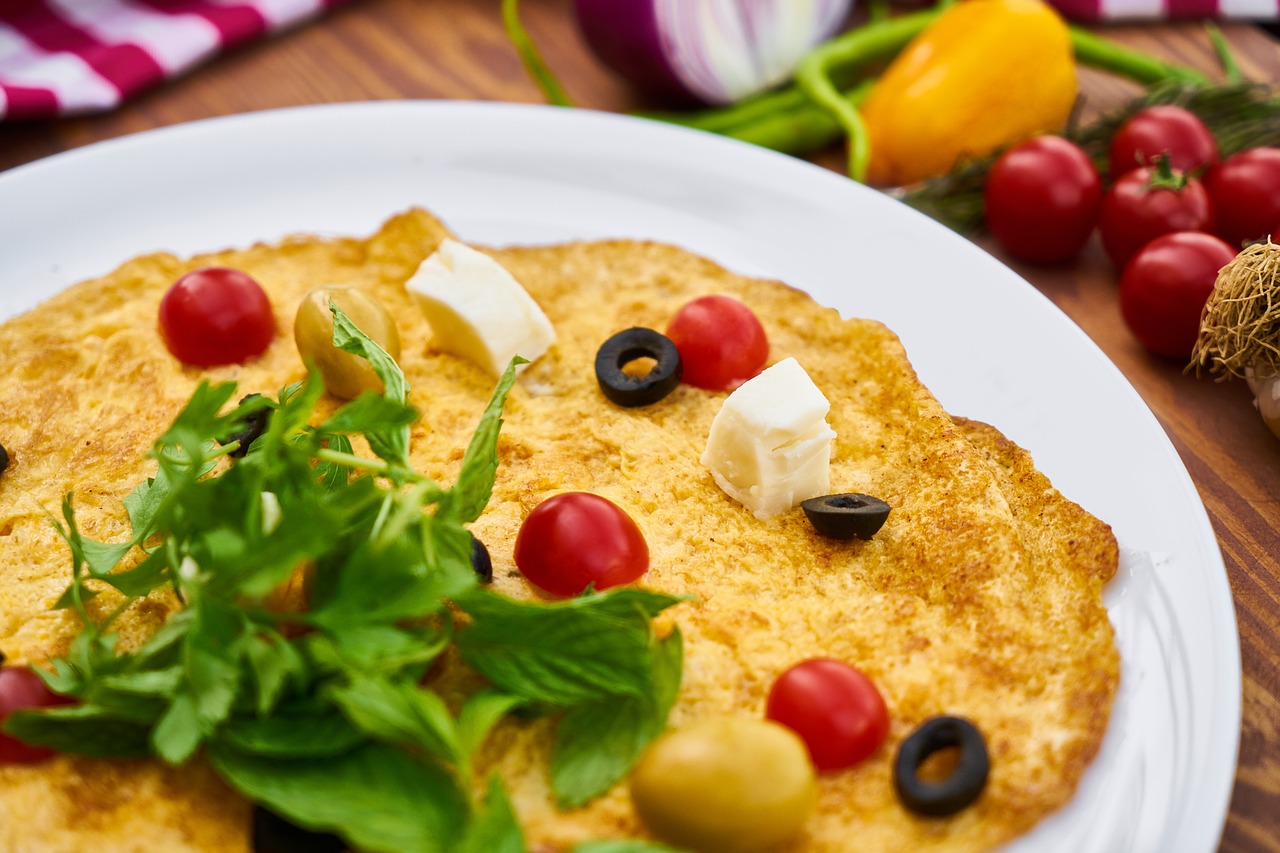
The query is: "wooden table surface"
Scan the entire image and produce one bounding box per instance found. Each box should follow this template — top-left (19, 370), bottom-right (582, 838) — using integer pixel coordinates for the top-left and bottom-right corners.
top-left (2, 1), bottom-right (1278, 849)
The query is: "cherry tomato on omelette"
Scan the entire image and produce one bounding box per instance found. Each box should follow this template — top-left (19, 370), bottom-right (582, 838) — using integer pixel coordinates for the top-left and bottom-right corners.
top-left (514, 492), bottom-right (649, 597)
top-left (0, 666), bottom-right (73, 764)
top-left (1107, 105), bottom-right (1218, 178)
top-left (1206, 147), bottom-right (1280, 249)
top-left (159, 267), bottom-right (276, 367)
top-left (665, 295), bottom-right (768, 391)
top-left (1098, 162), bottom-right (1215, 271)
top-left (766, 658), bottom-right (889, 772)
top-left (984, 136), bottom-right (1102, 264)
top-left (1119, 231), bottom-right (1237, 360)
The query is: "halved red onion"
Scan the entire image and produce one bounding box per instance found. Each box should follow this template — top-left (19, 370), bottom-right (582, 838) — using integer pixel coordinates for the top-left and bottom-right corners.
top-left (573, 0), bottom-right (853, 105)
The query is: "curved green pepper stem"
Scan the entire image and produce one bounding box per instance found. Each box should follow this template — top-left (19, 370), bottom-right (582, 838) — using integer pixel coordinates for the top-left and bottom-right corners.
top-left (790, 9), bottom-right (942, 181)
top-left (1068, 27), bottom-right (1210, 86)
top-left (795, 54), bottom-right (869, 181)
top-left (502, 0), bottom-right (574, 107)
top-left (1204, 22), bottom-right (1245, 82)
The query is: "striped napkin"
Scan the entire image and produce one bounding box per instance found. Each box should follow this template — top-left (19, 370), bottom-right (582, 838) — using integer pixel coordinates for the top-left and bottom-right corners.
top-left (1049, 0), bottom-right (1279, 18)
top-left (0, 0), bottom-right (350, 121)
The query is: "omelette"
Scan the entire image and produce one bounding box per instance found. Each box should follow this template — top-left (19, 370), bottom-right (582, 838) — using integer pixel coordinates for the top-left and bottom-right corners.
top-left (0, 208), bottom-right (1118, 852)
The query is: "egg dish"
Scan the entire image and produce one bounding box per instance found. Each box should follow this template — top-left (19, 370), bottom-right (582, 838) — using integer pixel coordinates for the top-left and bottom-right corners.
top-left (0, 208), bottom-right (1118, 852)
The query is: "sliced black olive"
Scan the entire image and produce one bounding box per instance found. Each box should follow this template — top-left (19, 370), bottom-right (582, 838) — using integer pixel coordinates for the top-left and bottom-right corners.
top-left (223, 394), bottom-right (272, 459)
top-left (894, 716), bottom-right (989, 817)
top-left (595, 327), bottom-right (682, 408)
top-left (471, 533), bottom-right (493, 584)
top-left (0, 442), bottom-right (8, 478)
top-left (252, 806), bottom-right (346, 853)
top-left (800, 493), bottom-right (891, 540)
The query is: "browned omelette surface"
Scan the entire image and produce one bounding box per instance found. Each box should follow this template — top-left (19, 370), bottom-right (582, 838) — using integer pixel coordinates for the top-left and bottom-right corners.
top-left (0, 209), bottom-right (1118, 852)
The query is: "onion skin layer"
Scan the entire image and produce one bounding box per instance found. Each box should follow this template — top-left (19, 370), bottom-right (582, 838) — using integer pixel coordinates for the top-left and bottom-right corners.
top-left (573, 0), bottom-right (853, 107)
top-left (574, 0), bottom-right (693, 104)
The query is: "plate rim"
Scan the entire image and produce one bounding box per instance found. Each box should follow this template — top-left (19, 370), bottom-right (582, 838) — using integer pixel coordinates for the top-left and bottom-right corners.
top-left (0, 98), bottom-right (1242, 850)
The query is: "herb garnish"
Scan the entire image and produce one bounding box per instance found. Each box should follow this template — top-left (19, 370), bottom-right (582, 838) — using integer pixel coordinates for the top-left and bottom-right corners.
top-left (5, 306), bottom-right (686, 851)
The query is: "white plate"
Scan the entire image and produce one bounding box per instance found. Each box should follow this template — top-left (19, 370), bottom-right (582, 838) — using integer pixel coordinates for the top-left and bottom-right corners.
top-left (0, 102), bottom-right (1239, 851)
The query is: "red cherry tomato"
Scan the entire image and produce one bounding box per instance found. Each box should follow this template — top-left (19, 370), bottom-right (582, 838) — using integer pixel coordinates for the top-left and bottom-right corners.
top-left (1119, 232), bottom-right (1237, 359)
top-left (1098, 163), bottom-right (1216, 271)
top-left (984, 136), bottom-right (1102, 265)
top-left (1206, 147), bottom-right (1280, 249)
top-left (159, 267), bottom-right (276, 367)
top-left (1108, 105), bottom-right (1218, 178)
top-left (0, 666), bottom-right (73, 764)
top-left (665, 295), bottom-right (768, 391)
top-left (765, 659), bottom-right (889, 772)
top-left (514, 492), bottom-right (649, 597)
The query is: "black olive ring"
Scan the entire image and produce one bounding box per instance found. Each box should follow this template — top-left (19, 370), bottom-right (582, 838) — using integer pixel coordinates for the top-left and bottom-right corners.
top-left (222, 393), bottom-right (272, 459)
top-left (894, 715), bottom-right (990, 817)
top-left (594, 327), bottom-right (683, 408)
top-left (470, 533), bottom-right (494, 584)
top-left (800, 493), bottom-right (891, 540)
top-left (0, 441), bottom-right (9, 478)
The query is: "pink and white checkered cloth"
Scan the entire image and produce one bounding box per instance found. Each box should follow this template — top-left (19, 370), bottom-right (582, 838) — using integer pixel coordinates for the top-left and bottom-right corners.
top-left (1049, 0), bottom-right (1279, 18)
top-left (0, 0), bottom-right (350, 121)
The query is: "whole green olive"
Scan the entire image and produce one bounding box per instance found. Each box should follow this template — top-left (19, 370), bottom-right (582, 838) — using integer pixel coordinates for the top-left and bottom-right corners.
top-left (294, 287), bottom-right (401, 400)
top-left (629, 717), bottom-right (816, 852)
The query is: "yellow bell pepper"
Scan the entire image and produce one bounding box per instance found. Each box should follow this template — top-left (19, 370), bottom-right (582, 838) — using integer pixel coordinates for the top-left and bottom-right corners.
top-left (860, 0), bottom-right (1077, 187)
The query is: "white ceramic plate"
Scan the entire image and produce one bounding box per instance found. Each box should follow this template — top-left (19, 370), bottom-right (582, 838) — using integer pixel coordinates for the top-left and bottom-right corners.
top-left (0, 102), bottom-right (1239, 851)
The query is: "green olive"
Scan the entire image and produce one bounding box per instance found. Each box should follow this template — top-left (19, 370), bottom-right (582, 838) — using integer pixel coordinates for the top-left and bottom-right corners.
top-left (629, 717), bottom-right (816, 852)
top-left (294, 287), bottom-right (401, 399)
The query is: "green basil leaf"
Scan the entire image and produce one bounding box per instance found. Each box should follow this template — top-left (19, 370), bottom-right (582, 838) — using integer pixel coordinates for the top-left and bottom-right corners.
top-left (316, 432), bottom-right (354, 490)
top-left (550, 629), bottom-right (682, 808)
top-left (330, 302), bottom-right (410, 467)
top-left (322, 393), bottom-right (419, 437)
top-left (51, 582), bottom-right (99, 611)
top-left (310, 535), bottom-right (455, 632)
top-left (80, 539), bottom-right (131, 576)
top-left (4, 704), bottom-right (151, 758)
top-left (326, 675), bottom-right (462, 768)
top-left (218, 702), bottom-right (364, 759)
top-left (459, 776), bottom-right (527, 853)
top-left (575, 588), bottom-right (690, 622)
top-left (456, 689), bottom-right (524, 758)
top-left (185, 601), bottom-right (244, 729)
top-left (441, 356), bottom-right (525, 523)
top-left (98, 548), bottom-right (170, 598)
top-left (319, 624), bottom-right (451, 677)
top-left (571, 843), bottom-right (689, 853)
top-left (122, 464), bottom-right (173, 540)
top-left (96, 666), bottom-right (183, 698)
top-left (455, 588), bottom-right (677, 705)
top-left (152, 691), bottom-right (202, 764)
top-left (209, 741), bottom-right (468, 853)
top-left (243, 633), bottom-right (308, 716)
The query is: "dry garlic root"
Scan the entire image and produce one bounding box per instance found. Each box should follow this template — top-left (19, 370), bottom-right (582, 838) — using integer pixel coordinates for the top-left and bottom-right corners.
top-left (1191, 240), bottom-right (1280, 439)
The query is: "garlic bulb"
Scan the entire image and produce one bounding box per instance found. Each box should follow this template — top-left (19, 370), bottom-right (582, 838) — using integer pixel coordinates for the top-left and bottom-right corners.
top-left (1254, 371), bottom-right (1280, 439)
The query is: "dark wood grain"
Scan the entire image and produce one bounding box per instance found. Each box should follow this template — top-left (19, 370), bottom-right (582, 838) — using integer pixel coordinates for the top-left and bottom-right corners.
top-left (2, 1), bottom-right (1278, 848)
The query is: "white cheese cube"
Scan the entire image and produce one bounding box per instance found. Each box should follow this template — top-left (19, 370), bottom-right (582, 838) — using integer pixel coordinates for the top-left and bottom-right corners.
top-left (406, 238), bottom-right (556, 376)
top-left (700, 357), bottom-right (836, 519)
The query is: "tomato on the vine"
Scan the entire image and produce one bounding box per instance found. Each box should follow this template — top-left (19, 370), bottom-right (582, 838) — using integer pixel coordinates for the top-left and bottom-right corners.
top-left (1098, 160), bottom-right (1216, 271)
top-left (665, 295), bottom-right (768, 391)
top-left (0, 666), bottom-right (73, 764)
top-left (159, 267), bottom-right (276, 367)
top-left (1206, 147), bottom-right (1280, 249)
top-left (1108, 105), bottom-right (1218, 178)
top-left (1119, 231), bottom-right (1237, 359)
top-left (513, 492), bottom-right (649, 597)
top-left (765, 659), bottom-right (889, 772)
top-left (984, 136), bottom-right (1102, 265)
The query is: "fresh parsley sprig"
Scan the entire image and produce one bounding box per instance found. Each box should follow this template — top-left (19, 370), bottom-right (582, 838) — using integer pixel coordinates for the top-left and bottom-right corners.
top-left (6, 305), bottom-right (687, 851)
